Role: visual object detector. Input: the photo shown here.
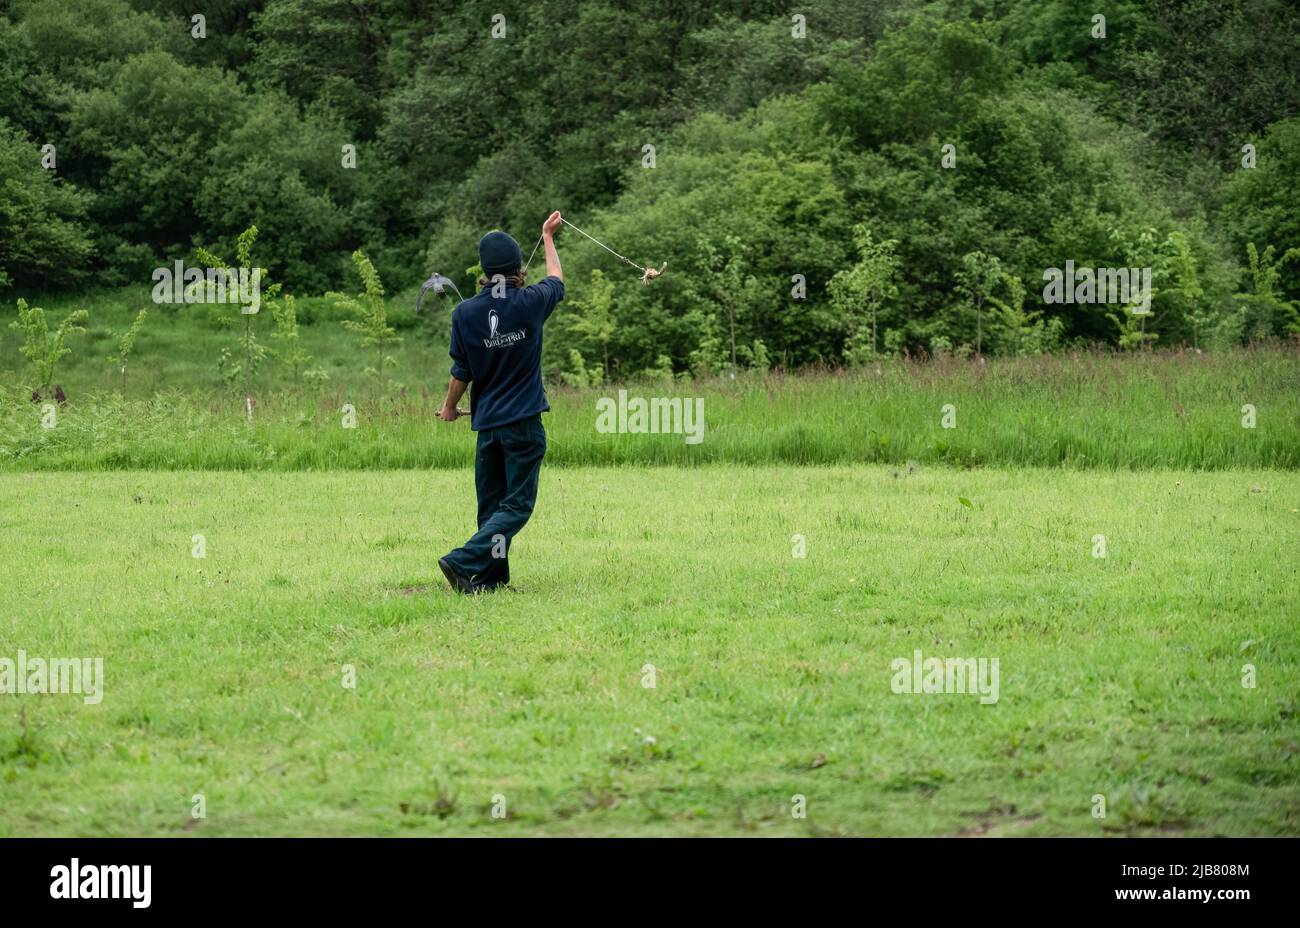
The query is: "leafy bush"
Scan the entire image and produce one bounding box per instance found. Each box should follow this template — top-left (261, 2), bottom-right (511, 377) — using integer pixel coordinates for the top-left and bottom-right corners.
top-left (0, 121), bottom-right (94, 289)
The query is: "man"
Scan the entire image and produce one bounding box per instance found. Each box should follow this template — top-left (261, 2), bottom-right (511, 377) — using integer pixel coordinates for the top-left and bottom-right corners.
top-left (436, 210), bottom-right (564, 593)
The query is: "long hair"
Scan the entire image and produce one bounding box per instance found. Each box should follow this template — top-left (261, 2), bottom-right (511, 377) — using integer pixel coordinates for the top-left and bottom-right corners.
top-left (478, 269), bottom-right (527, 288)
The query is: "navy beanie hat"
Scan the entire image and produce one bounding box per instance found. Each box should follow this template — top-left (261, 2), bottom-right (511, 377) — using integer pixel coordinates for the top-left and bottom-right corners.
top-left (479, 231), bottom-right (522, 275)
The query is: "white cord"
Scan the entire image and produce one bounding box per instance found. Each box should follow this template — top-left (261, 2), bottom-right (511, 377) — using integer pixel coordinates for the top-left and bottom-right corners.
top-left (522, 217), bottom-right (645, 275)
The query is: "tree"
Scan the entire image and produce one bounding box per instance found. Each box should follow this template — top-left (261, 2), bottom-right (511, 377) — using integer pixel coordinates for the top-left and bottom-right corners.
top-left (1243, 244), bottom-right (1300, 307)
top-left (1223, 117), bottom-right (1300, 301)
top-left (1160, 232), bottom-right (1210, 348)
top-left (114, 308), bottom-right (147, 393)
top-left (568, 269), bottom-right (616, 380)
top-left (270, 294), bottom-right (313, 383)
top-left (700, 236), bottom-right (764, 374)
top-left (1107, 305), bottom-right (1159, 351)
top-left (333, 250), bottom-right (400, 396)
top-left (195, 225), bottom-right (281, 406)
top-left (10, 299), bottom-right (88, 397)
top-left (955, 251), bottom-right (1004, 357)
top-left (1105, 226), bottom-right (1162, 349)
top-left (1231, 243), bottom-right (1300, 341)
top-left (987, 274), bottom-right (1062, 356)
top-left (0, 120), bottom-right (94, 289)
top-left (829, 225), bottom-right (901, 361)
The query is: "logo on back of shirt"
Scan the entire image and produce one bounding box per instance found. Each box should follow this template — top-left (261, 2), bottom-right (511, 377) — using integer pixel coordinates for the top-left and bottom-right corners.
top-left (483, 307), bottom-right (526, 348)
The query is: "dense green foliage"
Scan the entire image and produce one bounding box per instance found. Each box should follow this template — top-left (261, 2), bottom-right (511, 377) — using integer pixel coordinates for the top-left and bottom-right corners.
top-left (2, 0), bottom-right (1299, 373)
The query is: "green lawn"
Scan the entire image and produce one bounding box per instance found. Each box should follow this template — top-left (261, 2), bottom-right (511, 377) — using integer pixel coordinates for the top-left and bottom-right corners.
top-left (1, 465), bottom-right (1296, 836)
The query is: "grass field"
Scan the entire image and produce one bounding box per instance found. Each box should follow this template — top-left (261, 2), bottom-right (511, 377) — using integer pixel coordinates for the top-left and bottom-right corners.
top-left (4, 291), bottom-right (1298, 836)
top-left (2, 466), bottom-right (1297, 836)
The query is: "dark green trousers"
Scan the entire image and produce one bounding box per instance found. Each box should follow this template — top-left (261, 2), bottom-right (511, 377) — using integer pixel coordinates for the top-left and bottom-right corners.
top-left (443, 414), bottom-right (546, 589)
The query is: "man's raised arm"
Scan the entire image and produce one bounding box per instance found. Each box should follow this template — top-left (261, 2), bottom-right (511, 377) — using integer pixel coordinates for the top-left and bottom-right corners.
top-left (542, 210), bottom-right (563, 283)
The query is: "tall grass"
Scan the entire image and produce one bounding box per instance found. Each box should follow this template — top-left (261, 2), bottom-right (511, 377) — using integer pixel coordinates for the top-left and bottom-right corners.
top-left (1, 346), bottom-right (1296, 470)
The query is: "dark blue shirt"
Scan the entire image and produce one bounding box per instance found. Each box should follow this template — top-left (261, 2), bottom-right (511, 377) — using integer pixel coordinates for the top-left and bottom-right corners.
top-left (448, 275), bottom-right (564, 430)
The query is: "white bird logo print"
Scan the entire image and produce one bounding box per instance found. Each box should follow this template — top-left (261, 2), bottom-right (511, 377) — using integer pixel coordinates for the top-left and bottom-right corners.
top-left (488, 310), bottom-right (499, 340)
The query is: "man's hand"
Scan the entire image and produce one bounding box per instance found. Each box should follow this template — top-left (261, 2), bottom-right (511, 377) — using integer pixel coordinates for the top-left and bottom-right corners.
top-left (542, 210), bottom-right (562, 237)
top-left (440, 376), bottom-right (469, 421)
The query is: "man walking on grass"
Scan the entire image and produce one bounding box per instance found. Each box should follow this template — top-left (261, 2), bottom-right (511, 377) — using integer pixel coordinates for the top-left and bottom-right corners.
top-left (436, 210), bottom-right (565, 593)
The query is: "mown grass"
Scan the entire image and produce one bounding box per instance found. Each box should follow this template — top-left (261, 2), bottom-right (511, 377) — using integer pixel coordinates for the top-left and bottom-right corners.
top-left (1, 345), bottom-right (1297, 470)
top-left (1, 466), bottom-right (1296, 836)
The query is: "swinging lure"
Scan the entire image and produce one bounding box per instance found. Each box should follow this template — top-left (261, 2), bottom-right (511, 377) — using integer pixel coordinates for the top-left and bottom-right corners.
top-left (640, 262), bottom-right (667, 285)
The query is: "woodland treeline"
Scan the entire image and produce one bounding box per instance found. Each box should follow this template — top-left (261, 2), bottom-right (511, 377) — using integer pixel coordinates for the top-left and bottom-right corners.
top-left (2, 0), bottom-right (1299, 376)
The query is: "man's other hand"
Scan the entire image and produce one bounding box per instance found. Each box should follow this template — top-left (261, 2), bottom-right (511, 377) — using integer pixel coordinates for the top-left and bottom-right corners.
top-left (542, 211), bottom-right (562, 237)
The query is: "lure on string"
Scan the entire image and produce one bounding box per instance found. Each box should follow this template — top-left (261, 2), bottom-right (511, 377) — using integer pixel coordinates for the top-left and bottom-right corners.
top-left (524, 217), bottom-right (666, 284)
